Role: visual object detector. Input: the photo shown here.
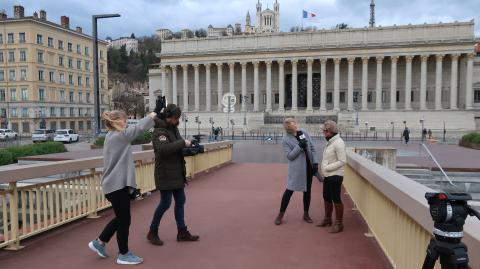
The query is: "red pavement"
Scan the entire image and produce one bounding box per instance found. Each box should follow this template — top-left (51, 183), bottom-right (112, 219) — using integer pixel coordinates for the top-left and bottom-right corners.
top-left (0, 163), bottom-right (391, 269)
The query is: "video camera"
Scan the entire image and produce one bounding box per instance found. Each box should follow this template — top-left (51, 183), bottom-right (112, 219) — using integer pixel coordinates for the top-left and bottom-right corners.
top-left (182, 135), bottom-right (205, 156)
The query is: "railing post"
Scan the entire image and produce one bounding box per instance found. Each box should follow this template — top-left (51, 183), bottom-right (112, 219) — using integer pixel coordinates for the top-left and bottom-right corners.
top-left (87, 168), bottom-right (100, 219)
top-left (5, 182), bottom-right (24, 250)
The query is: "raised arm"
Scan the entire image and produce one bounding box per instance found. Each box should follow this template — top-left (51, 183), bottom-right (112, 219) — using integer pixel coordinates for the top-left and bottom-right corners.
top-left (123, 113), bottom-right (156, 142)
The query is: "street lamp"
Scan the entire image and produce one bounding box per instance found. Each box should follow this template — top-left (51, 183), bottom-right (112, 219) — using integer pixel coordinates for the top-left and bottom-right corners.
top-left (390, 121), bottom-right (394, 140)
top-left (420, 116), bottom-right (424, 142)
top-left (242, 95), bottom-right (248, 127)
top-left (182, 113), bottom-right (188, 138)
top-left (92, 13), bottom-right (120, 137)
top-left (365, 121), bottom-right (368, 138)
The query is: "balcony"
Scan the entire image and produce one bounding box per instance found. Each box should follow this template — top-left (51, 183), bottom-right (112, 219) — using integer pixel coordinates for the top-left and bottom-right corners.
top-left (0, 141), bottom-right (478, 269)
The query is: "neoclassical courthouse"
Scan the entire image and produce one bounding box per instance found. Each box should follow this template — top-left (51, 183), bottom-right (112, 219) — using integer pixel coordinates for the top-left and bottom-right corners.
top-left (149, 2), bottom-right (480, 133)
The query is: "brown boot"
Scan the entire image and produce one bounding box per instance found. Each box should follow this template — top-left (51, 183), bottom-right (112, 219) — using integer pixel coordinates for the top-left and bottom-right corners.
top-left (147, 230), bottom-right (164, 246)
top-left (177, 227), bottom-right (199, 242)
top-left (316, 202), bottom-right (333, 227)
top-left (275, 212), bottom-right (284, 225)
top-left (303, 211), bottom-right (313, 223)
top-left (330, 203), bottom-right (344, 233)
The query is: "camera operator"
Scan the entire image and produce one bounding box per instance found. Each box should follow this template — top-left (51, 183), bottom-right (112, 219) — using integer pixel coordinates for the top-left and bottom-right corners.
top-left (317, 120), bottom-right (346, 233)
top-left (147, 102), bottom-right (199, 246)
top-left (275, 118), bottom-right (319, 225)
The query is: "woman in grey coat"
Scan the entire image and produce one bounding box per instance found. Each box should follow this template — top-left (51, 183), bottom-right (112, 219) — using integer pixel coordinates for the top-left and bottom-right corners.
top-left (275, 118), bottom-right (319, 225)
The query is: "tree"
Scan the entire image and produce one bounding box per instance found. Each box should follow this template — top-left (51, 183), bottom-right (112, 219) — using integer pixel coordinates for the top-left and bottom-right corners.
top-left (194, 28), bottom-right (207, 38)
top-left (335, 23), bottom-right (349, 29)
top-left (118, 45), bottom-right (129, 73)
top-left (130, 33), bottom-right (136, 39)
top-left (173, 31), bottom-right (182, 39)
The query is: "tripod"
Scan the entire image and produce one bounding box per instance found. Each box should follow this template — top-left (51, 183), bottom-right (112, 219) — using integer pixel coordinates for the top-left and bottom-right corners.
top-left (422, 236), bottom-right (469, 269)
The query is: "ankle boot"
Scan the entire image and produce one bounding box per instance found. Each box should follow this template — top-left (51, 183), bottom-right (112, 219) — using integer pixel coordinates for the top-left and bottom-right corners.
top-left (275, 212), bottom-right (284, 225)
top-left (303, 211), bottom-right (313, 223)
top-left (147, 230), bottom-right (164, 246)
top-left (316, 202), bottom-right (333, 227)
top-left (330, 203), bottom-right (344, 233)
top-left (177, 227), bottom-right (199, 242)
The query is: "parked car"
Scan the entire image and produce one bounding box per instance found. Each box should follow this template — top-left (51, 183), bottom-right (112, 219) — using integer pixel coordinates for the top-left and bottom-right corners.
top-left (0, 129), bottom-right (18, 140)
top-left (32, 129), bottom-right (55, 142)
top-left (54, 129), bottom-right (79, 143)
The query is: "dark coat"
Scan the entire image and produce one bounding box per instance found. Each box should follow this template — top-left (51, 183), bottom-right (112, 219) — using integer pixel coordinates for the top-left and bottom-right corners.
top-left (152, 118), bottom-right (186, 190)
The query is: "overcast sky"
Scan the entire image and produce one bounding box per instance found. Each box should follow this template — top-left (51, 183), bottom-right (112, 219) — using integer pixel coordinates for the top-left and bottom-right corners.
top-left (3, 0), bottom-right (480, 39)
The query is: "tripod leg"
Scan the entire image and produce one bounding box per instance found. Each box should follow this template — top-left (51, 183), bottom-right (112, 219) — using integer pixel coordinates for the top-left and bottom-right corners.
top-left (423, 239), bottom-right (439, 269)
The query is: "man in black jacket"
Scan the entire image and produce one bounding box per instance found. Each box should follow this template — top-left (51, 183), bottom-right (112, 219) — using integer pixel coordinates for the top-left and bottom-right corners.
top-left (147, 103), bottom-right (199, 246)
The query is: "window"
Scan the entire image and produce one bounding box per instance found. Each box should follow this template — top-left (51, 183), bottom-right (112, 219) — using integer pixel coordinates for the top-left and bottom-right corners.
top-left (38, 70), bottom-right (44, 81)
top-left (59, 73), bottom-right (65, 83)
top-left (262, 93), bottom-right (266, 104)
top-left (70, 107), bottom-right (75, 116)
top-left (367, 91), bottom-right (373, 102)
top-left (326, 92), bottom-right (333, 103)
top-left (60, 107), bottom-right (65, 117)
top-left (474, 89), bottom-right (480, 103)
top-left (101, 94), bottom-right (105, 104)
top-left (0, 89), bottom-right (5, 101)
top-left (85, 77), bottom-right (90, 87)
top-left (87, 108), bottom-right (91, 117)
top-left (8, 51), bottom-right (15, 62)
top-left (58, 40), bottom-right (64, 50)
top-left (78, 108), bottom-right (83, 117)
top-left (0, 34), bottom-right (2, 44)
top-left (100, 64), bottom-right (104, 74)
top-left (0, 52), bottom-right (3, 62)
top-left (86, 92), bottom-right (90, 103)
top-left (68, 58), bottom-right (73, 68)
top-left (59, 90), bottom-right (65, 102)
top-left (77, 76), bottom-right (82, 86)
top-left (48, 37), bottom-right (53, 47)
top-left (100, 79), bottom-right (104, 89)
top-left (78, 92), bottom-right (83, 102)
top-left (1, 109), bottom-right (6, 118)
top-left (8, 33), bottom-right (14, 44)
top-left (21, 88), bottom-right (28, 101)
top-left (20, 50), bottom-right (26, 61)
top-left (85, 46), bottom-right (89, 56)
top-left (0, 70), bottom-right (4, 81)
top-left (340, 92), bottom-right (346, 103)
top-left (70, 121), bottom-right (75, 129)
top-left (69, 74), bottom-right (73, 85)
top-left (39, 88), bottom-right (45, 101)
top-left (22, 108), bottom-right (28, 117)
top-left (37, 52), bottom-right (44, 63)
top-left (250, 93), bottom-right (254, 104)
top-left (37, 34), bottom-right (43, 44)
top-left (59, 56), bottom-right (64, 66)
top-left (10, 88), bottom-right (16, 101)
top-left (411, 91), bottom-right (415, 102)
top-left (69, 91), bottom-right (74, 102)
top-left (49, 71), bottom-right (55, 82)
top-left (382, 91), bottom-right (387, 103)
top-left (100, 50), bottom-right (104, 59)
top-left (11, 108), bottom-right (17, 117)
top-left (50, 107), bottom-right (56, 117)
top-left (396, 91), bottom-right (400, 102)
top-left (9, 70), bottom-right (15, 81)
top-left (79, 121), bottom-right (84, 130)
top-left (275, 93), bottom-right (279, 104)
top-left (85, 61), bottom-right (90, 71)
top-left (21, 69), bottom-right (27, 81)
top-left (353, 91), bottom-right (359, 103)
top-left (76, 44), bottom-right (81, 54)
top-left (77, 60), bottom-right (81, 69)
top-left (67, 42), bottom-right (72, 52)
top-left (19, 33), bottom-right (25, 43)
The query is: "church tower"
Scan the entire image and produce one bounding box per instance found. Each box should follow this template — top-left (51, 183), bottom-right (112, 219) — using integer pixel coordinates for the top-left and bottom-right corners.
top-left (245, 11), bottom-right (253, 33)
top-left (256, 0), bottom-right (262, 32)
top-left (273, 0), bottom-right (279, 32)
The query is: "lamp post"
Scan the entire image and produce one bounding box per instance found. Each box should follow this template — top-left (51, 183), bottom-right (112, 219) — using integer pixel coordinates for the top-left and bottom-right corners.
top-left (92, 13), bottom-right (120, 137)
top-left (182, 113), bottom-right (188, 138)
top-left (365, 121), bottom-right (368, 138)
top-left (390, 121), bottom-right (394, 140)
top-left (443, 121), bottom-right (446, 142)
top-left (420, 116), bottom-right (424, 142)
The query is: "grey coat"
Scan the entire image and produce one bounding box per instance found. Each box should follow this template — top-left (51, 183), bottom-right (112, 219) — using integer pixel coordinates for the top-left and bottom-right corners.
top-left (282, 129), bottom-right (319, 192)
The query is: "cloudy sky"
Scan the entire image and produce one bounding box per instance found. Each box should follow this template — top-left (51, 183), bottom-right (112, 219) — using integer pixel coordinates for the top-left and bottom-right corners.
top-left (3, 0), bottom-right (480, 38)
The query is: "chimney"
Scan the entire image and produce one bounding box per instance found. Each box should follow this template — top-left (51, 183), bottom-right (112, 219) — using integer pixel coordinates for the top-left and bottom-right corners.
top-left (0, 9), bottom-right (7, 20)
top-left (75, 26), bottom-right (82, 33)
top-left (39, 10), bottom-right (47, 21)
top-left (14, 5), bottom-right (25, 18)
top-left (61, 16), bottom-right (70, 29)
top-left (33, 11), bottom-right (38, 18)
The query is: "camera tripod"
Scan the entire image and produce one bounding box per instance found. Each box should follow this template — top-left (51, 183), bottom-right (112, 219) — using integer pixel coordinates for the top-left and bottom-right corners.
top-left (422, 236), bottom-right (469, 269)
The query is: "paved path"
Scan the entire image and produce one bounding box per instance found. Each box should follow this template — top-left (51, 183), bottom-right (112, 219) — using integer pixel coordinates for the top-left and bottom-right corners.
top-left (0, 163), bottom-right (390, 269)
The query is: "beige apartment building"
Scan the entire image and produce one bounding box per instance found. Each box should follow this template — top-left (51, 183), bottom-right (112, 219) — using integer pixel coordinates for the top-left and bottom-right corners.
top-left (0, 6), bottom-right (109, 135)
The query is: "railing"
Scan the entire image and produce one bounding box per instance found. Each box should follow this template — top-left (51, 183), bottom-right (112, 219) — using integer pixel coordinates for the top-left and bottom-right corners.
top-left (343, 150), bottom-right (480, 269)
top-left (0, 141), bottom-right (233, 250)
top-left (420, 143), bottom-right (454, 186)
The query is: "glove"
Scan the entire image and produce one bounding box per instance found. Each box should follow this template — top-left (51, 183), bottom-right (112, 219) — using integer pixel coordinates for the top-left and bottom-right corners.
top-left (298, 139), bottom-right (308, 149)
top-left (154, 96), bottom-right (166, 114)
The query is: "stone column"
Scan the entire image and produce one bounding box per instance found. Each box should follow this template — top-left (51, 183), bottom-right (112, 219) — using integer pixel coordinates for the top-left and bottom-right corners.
top-left (161, 66), bottom-right (167, 97)
top-left (278, 60), bottom-right (285, 112)
top-left (347, 57), bottom-right (355, 111)
top-left (435, 54), bottom-right (444, 110)
top-left (320, 58), bottom-right (327, 111)
top-left (291, 59), bottom-right (298, 112)
top-left (306, 58), bottom-right (313, 112)
top-left (375, 56), bottom-right (384, 110)
top-left (216, 63), bottom-right (223, 111)
top-left (405, 55), bottom-right (413, 110)
top-left (450, 54), bottom-right (459, 110)
top-left (171, 65), bottom-right (177, 105)
top-left (182, 64), bottom-right (189, 111)
top-left (390, 56), bottom-right (398, 110)
top-left (465, 53), bottom-right (475, 110)
top-left (420, 55), bottom-right (428, 110)
top-left (361, 57), bottom-right (369, 110)
top-left (229, 62), bottom-right (235, 94)
top-left (205, 63), bottom-right (211, 112)
top-left (333, 57), bottom-right (340, 111)
top-left (253, 61), bottom-right (259, 112)
top-left (265, 60), bottom-right (272, 112)
top-left (193, 64), bottom-right (200, 111)
top-left (241, 62), bottom-right (247, 112)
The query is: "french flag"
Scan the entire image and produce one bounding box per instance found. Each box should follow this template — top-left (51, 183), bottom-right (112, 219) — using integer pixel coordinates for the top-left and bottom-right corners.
top-left (302, 10), bottom-right (316, 19)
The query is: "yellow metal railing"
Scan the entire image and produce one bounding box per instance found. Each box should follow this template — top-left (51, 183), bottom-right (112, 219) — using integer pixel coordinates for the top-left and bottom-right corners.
top-left (0, 141), bottom-right (233, 250)
top-left (344, 151), bottom-right (480, 269)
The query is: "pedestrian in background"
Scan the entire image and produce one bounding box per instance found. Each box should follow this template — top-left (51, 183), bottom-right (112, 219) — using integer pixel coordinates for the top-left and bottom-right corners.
top-left (403, 127), bottom-right (410, 145)
top-left (275, 118), bottom-right (318, 225)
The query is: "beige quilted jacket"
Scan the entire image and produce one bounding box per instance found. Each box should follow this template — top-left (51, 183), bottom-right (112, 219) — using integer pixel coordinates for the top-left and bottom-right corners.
top-left (321, 134), bottom-right (347, 177)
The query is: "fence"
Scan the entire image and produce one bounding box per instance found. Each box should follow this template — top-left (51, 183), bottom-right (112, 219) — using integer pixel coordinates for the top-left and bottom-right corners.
top-left (0, 141), bottom-right (233, 250)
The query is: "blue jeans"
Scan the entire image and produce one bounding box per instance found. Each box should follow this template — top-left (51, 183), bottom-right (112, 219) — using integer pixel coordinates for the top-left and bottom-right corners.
top-left (149, 188), bottom-right (186, 231)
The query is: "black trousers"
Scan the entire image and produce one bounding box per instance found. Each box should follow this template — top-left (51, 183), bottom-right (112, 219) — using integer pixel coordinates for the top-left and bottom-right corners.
top-left (99, 187), bottom-right (131, 255)
top-left (280, 165), bottom-right (313, 213)
top-left (323, 175), bottom-right (343, 204)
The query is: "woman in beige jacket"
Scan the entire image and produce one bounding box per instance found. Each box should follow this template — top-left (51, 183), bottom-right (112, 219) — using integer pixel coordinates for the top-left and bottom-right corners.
top-left (317, 120), bottom-right (347, 233)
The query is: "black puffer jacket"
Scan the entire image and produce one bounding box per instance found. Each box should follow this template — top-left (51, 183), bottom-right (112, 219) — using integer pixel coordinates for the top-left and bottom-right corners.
top-left (152, 118), bottom-right (186, 190)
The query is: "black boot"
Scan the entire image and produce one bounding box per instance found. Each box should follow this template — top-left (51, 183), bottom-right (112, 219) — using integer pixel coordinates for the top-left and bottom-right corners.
top-left (147, 230), bottom-right (164, 246)
top-left (177, 227), bottom-right (199, 242)
top-left (303, 211), bottom-right (313, 223)
top-left (275, 212), bottom-right (284, 225)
